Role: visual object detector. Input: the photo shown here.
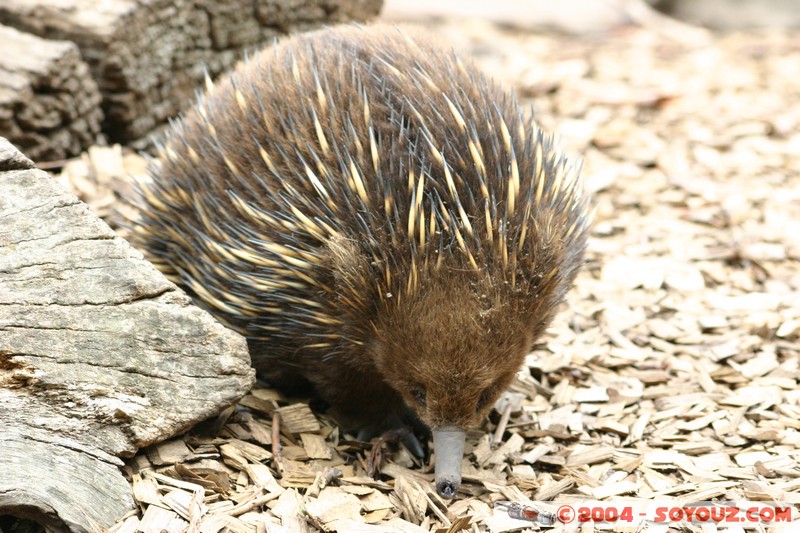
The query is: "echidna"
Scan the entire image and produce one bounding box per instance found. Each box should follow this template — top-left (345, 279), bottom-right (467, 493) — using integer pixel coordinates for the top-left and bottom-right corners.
top-left (128, 24), bottom-right (589, 499)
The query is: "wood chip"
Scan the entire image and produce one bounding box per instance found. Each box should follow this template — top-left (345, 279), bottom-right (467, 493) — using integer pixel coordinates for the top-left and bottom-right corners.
top-left (360, 490), bottom-right (395, 512)
top-left (566, 446), bottom-right (615, 467)
top-left (305, 487), bottom-right (363, 531)
top-left (131, 473), bottom-right (162, 507)
top-left (394, 476), bottom-right (428, 524)
top-left (161, 488), bottom-right (207, 521)
top-left (138, 504), bottom-right (187, 533)
top-left (276, 404), bottom-right (321, 434)
top-left (243, 462), bottom-right (283, 493)
top-left (534, 477), bottom-right (575, 501)
top-left (301, 433), bottom-right (333, 460)
top-left (146, 440), bottom-right (197, 466)
top-left (592, 480), bottom-right (640, 499)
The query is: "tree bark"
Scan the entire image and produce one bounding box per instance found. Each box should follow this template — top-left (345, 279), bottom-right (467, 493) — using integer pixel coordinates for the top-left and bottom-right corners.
top-left (0, 25), bottom-right (103, 162)
top-left (0, 138), bottom-right (255, 532)
top-left (0, 0), bottom-right (383, 145)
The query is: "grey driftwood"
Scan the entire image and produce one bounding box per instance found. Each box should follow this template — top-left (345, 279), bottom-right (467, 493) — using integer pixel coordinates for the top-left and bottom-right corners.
top-left (0, 24), bottom-right (103, 162)
top-left (0, 137), bottom-right (255, 532)
top-left (0, 0), bottom-right (383, 146)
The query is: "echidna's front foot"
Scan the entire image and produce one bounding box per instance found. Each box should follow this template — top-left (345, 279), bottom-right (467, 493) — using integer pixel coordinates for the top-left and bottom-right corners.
top-left (356, 412), bottom-right (429, 458)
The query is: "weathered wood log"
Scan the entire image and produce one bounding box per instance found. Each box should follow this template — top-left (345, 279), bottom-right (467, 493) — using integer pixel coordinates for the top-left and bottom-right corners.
top-left (653, 0), bottom-right (800, 29)
top-left (0, 0), bottom-right (383, 145)
top-left (0, 25), bottom-right (103, 162)
top-left (0, 137), bottom-right (255, 532)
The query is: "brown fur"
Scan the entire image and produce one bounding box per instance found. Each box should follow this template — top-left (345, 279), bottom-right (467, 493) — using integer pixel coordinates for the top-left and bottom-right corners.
top-left (128, 24), bottom-right (589, 434)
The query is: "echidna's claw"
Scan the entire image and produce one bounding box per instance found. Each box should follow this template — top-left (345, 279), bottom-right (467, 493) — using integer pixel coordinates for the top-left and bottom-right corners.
top-left (402, 430), bottom-right (425, 458)
top-left (356, 412), bottom-right (428, 458)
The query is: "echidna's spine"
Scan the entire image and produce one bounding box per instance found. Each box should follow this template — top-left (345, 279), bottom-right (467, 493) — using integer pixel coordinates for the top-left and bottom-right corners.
top-left (127, 24), bottom-right (588, 356)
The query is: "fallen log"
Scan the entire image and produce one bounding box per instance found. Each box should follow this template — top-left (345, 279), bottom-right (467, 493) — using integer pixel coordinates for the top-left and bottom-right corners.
top-left (0, 137), bottom-right (255, 532)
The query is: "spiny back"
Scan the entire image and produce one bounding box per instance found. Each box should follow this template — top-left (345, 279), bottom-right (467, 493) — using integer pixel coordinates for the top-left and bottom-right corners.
top-left (130, 24), bottom-right (588, 350)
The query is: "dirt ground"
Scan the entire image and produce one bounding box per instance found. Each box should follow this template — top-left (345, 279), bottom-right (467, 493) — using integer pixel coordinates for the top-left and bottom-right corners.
top-left (59, 15), bottom-right (800, 533)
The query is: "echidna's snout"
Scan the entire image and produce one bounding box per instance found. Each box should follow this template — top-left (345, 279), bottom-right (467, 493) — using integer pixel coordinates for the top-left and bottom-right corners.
top-left (433, 425), bottom-right (466, 499)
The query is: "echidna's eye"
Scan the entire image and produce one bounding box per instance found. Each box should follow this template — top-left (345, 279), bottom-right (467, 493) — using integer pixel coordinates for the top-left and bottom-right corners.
top-left (476, 387), bottom-right (494, 412)
top-left (411, 384), bottom-right (427, 408)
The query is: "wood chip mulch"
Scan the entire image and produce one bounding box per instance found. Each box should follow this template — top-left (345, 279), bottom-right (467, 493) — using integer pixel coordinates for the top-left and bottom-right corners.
top-left (58, 19), bottom-right (800, 533)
